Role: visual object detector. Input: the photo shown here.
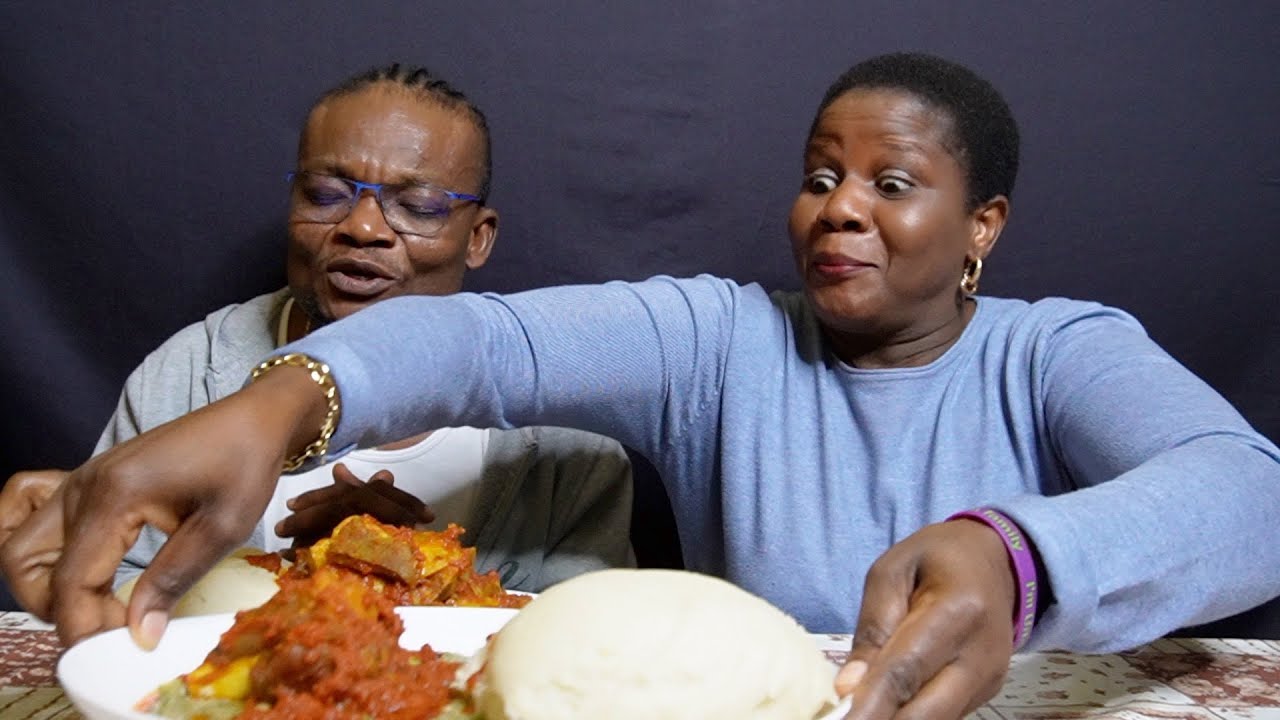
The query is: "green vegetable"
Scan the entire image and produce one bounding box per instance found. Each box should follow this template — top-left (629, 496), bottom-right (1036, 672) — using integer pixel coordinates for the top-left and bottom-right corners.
top-left (149, 679), bottom-right (243, 720)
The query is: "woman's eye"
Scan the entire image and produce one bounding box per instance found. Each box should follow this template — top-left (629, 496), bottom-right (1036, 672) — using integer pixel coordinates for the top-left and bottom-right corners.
top-left (875, 175), bottom-right (913, 196)
top-left (803, 171), bottom-right (839, 194)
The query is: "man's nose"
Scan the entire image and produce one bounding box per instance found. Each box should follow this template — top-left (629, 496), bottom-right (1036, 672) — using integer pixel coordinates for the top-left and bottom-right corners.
top-left (336, 191), bottom-right (396, 246)
top-left (818, 180), bottom-right (872, 233)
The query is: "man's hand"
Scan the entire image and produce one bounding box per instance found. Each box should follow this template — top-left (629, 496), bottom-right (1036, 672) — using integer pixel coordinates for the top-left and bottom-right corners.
top-left (0, 470), bottom-right (66, 547)
top-left (838, 520), bottom-right (1018, 720)
top-left (275, 462), bottom-right (434, 549)
top-left (0, 365), bottom-right (327, 648)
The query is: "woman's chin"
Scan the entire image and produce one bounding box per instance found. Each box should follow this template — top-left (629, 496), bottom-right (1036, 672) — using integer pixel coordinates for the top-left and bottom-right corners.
top-left (804, 286), bottom-right (880, 330)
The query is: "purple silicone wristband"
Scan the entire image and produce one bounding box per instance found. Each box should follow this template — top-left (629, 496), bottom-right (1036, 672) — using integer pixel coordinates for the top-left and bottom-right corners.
top-left (947, 508), bottom-right (1038, 650)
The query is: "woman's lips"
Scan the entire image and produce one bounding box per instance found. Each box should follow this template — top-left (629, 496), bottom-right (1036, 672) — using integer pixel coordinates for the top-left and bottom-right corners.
top-left (810, 253), bottom-right (874, 280)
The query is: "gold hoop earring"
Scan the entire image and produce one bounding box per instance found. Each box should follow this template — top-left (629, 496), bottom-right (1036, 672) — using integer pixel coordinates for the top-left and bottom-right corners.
top-left (960, 257), bottom-right (983, 295)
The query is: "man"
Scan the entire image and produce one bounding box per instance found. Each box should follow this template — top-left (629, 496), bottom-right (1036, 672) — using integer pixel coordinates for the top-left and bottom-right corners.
top-left (0, 64), bottom-right (634, 594)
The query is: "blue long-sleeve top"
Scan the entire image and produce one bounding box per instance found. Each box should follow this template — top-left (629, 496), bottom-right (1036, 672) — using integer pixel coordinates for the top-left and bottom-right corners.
top-left (286, 276), bottom-right (1280, 649)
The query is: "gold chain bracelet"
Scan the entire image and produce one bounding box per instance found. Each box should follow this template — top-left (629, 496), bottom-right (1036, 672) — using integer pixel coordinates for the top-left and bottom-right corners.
top-left (250, 352), bottom-right (342, 472)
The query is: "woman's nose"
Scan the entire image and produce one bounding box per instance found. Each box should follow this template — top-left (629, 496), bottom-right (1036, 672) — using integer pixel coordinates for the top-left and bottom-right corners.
top-left (818, 181), bottom-right (871, 233)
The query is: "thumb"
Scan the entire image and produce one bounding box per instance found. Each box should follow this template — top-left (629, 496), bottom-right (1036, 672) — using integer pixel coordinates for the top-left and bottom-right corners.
top-left (124, 511), bottom-right (243, 649)
top-left (842, 554), bottom-right (917, 695)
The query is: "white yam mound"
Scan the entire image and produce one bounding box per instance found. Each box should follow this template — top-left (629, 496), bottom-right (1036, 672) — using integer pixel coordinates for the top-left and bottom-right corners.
top-left (114, 548), bottom-right (280, 617)
top-left (477, 568), bottom-right (838, 720)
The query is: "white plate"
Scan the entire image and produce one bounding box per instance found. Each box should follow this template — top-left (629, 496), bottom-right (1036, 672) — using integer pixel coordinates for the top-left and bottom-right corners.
top-left (59, 604), bottom-right (851, 720)
top-left (57, 606), bottom-right (519, 720)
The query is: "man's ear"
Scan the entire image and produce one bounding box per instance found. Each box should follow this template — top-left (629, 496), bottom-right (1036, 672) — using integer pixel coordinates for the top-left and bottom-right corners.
top-left (968, 195), bottom-right (1009, 260)
top-left (465, 207), bottom-right (498, 270)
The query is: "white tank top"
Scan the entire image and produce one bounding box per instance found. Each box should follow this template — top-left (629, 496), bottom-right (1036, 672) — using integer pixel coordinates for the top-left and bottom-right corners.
top-left (258, 298), bottom-right (487, 552)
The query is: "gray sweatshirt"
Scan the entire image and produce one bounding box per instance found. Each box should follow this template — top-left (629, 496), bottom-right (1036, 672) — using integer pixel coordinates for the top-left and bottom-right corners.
top-left (287, 276), bottom-right (1280, 646)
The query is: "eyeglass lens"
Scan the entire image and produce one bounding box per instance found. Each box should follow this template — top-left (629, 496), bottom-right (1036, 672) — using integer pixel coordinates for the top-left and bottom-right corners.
top-left (291, 173), bottom-right (455, 236)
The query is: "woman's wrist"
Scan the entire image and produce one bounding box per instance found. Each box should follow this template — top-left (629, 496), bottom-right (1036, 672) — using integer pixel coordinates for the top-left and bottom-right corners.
top-left (248, 353), bottom-right (341, 472)
top-left (947, 507), bottom-right (1039, 650)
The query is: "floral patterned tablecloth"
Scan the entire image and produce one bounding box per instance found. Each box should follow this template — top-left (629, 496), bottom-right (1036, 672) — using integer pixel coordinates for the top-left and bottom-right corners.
top-left (811, 634), bottom-right (1280, 719)
top-left (3, 611), bottom-right (1279, 719)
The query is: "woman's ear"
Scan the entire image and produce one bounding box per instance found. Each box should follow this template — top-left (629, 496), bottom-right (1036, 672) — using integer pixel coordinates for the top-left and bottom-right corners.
top-left (969, 195), bottom-right (1009, 260)
top-left (466, 207), bottom-right (499, 270)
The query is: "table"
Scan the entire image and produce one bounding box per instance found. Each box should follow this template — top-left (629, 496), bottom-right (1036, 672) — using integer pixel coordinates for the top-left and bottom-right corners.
top-left (4, 611), bottom-right (1280, 719)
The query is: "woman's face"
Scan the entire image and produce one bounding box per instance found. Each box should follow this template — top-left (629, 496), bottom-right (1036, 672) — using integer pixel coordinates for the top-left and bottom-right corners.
top-left (788, 89), bottom-right (1004, 350)
top-left (287, 84), bottom-right (497, 325)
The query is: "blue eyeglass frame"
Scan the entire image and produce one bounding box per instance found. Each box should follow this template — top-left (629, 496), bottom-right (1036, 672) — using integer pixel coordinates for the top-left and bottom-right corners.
top-left (285, 171), bottom-right (484, 205)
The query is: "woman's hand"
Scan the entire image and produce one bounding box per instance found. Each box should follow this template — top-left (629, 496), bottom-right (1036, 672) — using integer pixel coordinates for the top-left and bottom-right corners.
top-left (275, 462), bottom-right (434, 549)
top-left (0, 366), bottom-right (328, 648)
top-left (0, 469), bottom-right (66, 547)
top-left (838, 520), bottom-right (1018, 720)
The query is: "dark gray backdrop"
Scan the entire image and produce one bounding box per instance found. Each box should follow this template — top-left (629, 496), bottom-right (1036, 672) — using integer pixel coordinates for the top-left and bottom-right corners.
top-left (2, 2), bottom-right (1277, 634)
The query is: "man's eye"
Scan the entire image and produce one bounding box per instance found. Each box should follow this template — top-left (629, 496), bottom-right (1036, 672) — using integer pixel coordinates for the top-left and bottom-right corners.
top-left (803, 171), bottom-right (838, 194)
top-left (305, 189), bottom-right (351, 206)
top-left (875, 175), bottom-right (913, 196)
top-left (400, 200), bottom-right (449, 218)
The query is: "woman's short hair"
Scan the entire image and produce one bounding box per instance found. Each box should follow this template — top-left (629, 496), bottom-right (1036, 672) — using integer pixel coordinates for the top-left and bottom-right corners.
top-left (814, 52), bottom-right (1020, 210)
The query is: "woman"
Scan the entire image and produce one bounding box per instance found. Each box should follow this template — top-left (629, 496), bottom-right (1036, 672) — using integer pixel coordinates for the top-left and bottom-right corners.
top-left (6, 53), bottom-right (1279, 720)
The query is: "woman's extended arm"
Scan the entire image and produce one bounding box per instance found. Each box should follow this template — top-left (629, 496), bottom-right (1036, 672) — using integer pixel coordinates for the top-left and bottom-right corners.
top-left (995, 303), bottom-right (1280, 651)
top-left (289, 277), bottom-right (739, 464)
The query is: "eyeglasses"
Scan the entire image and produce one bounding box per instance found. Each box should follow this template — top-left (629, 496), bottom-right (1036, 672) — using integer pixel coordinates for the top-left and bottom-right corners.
top-left (287, 171), bottom-right (483, 237)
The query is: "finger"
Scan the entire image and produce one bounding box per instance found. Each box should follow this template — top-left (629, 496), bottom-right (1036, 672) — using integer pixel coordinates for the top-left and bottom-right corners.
top-left (845, 593), bottom-right (973, 720)
top-left (843, 552), bottom-right (917, 694)
top-left (285, 463), bottom-right (366, 512)
top-left (49, 493), bottom-right (147, 646)
top-left (0, 506), bottom-right (30, 546)
top-left (330, 462), bottom-right (364, 486)
top-left (285, 481), bottom-right (352, 512)
top-left (835, 659), bottom-right (867, 701)
top-left (22, 485), bottom-right (56, 513)
top-left (120, 507), bottom-right (246, 649)
top-left (0, 496), bottom-right (65, 619)
top-left (276, 502), bottom-right (351, 540)
top-left (0, 471), bottom-right (66, 542)
top-left (365, 480), bottom-right (434, 523)
top-left (279, 488), bottom-right (426, 543)
top-left (875, 660), bottom-right (1001, 720)
top-left (338, 486), bottom-right (426, 527)
top-left (31, 473), bottom-right (65, 502)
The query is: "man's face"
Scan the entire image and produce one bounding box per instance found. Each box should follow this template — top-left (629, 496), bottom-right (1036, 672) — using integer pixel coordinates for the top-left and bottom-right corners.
top-left (287, 84), bottom-right (496, 325)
